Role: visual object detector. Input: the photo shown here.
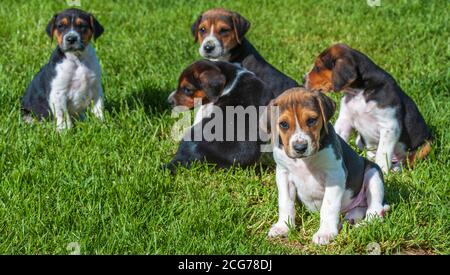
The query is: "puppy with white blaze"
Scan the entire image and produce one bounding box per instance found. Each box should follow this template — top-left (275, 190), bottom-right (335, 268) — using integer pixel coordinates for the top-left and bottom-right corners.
top-left (21, 8), bottom-right (104, 131)
top-left (261, 88), bottom-right (389, 245)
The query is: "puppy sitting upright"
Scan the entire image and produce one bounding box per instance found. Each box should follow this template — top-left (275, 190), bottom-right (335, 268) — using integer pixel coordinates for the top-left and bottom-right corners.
top-left (21, 8), bottom-right (104, 131)
top-left (261, 88), bottom-right (389, 245)
top-left (166, 60), bottom-right (272, 172)
top-left (305, 44), bottom-right (432, 172)
top-left (191, 8), bottom-right (298, 97)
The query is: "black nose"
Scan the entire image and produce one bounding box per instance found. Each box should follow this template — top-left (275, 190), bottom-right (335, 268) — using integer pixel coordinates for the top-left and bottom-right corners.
top-left (293, 142), bottom-right (308, 154)
top-left (65, 35), bottom-right (78, 44)
top-left (204, 43), bottom-right (215, 53)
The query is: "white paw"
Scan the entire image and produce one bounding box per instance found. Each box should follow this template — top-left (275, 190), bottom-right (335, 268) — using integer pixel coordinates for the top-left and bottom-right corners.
top-left (267, 223), bottom-right (290, 238)
top-left (56, 125), bottom-right (67, 133)
top-left (391, 162), bottom-right (402, 173)
top-left (365, 204), bottom-right (389, 221)
top-left (312, 228), bottom-right (338, 245)
top-left (94, 111), bottom-right (104, 121)
top-left (56, 119), bottom-right (72, 132)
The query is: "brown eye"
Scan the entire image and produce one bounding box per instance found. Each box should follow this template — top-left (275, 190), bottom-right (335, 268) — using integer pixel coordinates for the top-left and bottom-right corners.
top-left (182, 87), bottom-right (193, 96)
top-left (79, 24), bottom-right (88, 32)
top-left (314, 66), bottom-right (321, 73)
top-left (279, 121), bottom-right (289, 130)
top-left (199, 27), bottom-right (206, 34)
top-left (307, 118), bottom-right (317, 127)
top-left (219, 28), bottom-right (230, 35)
top-left (57, 23), bottom-right (66, 30)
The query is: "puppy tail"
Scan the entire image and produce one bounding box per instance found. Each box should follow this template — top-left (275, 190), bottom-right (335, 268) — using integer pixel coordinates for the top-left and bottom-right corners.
top-left (404, 139), bottom-right (433, 168)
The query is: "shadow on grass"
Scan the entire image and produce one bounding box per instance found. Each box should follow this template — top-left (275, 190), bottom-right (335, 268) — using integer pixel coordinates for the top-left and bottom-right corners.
top-left (105, 86), bottom-right (172, 117)
top-left (161, 151), bottom-right (278, 177)
top-left (384, 122), bottom-right (442, 205)
top-left (384, 176), bottom-right (422, 206)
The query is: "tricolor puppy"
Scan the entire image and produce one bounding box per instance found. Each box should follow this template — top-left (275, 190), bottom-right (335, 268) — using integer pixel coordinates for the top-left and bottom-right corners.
top-left (191, 8), bottom-right (298, 97)
top-left (261, 88), bottom-right (389, 245)
top-left (21, 8), bottom-right (104, 131)
top-left (166, 60), bottom-right (272, 172)
top-left (304, 44), bottom-right (432, 173)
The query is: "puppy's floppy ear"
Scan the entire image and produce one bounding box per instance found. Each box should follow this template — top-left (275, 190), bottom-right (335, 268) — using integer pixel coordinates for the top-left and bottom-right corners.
top-left (320, 51), bottom-right (334, 70)
top-left (315, 91), bottom-right (336, 134)
top-left (332, 56), bottom-right (357, 91)
top-left (198, 69), bottom-right (226, 102)
top-left (89, 14), bottom-right (104, 40)
top-left (46, 14), bottom-right (58, 40)
top-left (231, 12), bottom-right (250, 44)
top-left (191, 15), bottom-right (202, 43)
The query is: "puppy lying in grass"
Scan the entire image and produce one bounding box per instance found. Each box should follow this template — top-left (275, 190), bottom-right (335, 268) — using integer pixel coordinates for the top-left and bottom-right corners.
top-left (166, 60), bottom-right (272, 172)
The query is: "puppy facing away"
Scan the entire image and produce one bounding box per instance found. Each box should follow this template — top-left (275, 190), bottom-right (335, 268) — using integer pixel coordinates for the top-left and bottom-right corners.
top-left (261, 88), bottom-right (389, 245)
top-left (191, 8), bottom-right (299, 97)
top-left (304, 43), bottom-right (432, 173)
top-left (21, 8), bottom-right (104, 131)
top-left (166, 60), bottom-right (273, 172)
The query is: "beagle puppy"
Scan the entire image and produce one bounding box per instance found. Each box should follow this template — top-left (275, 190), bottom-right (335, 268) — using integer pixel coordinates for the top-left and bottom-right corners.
top-left (261, 88), bottom-right (389, 245)
top-left (304, 44), bottom-right (432, 173)
top-left (166, 60), bottom-right (272, 172)
top-left (21, 8), bottom-right (104, 131)
top-left (191, 8), bottom-right (298, 97)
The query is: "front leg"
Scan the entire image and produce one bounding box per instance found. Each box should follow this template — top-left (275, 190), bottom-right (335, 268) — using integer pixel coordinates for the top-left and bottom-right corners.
top-left (313, 176), bottom-right (345, 245)
top-left (334, 98), bottom-right (354, 142)
top-left (376, 126), bottom-right (400, 173)
top-left (268, 166), bottom-right (296, 238)
top-left (49, 91), bottom-right (72, 131)
top-left (91, 83), bottom-right (104, 121)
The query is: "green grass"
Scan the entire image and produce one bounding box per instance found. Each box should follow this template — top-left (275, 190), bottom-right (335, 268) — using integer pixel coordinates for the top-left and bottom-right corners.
top-left (0, 0), bottom-right (449, 254)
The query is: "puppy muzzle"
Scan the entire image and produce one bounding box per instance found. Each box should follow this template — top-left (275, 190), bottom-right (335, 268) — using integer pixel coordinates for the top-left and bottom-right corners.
top-left (62, 31), bottom-right (84, 52)
top-left (199, 37), bottom-right (224, 60)
top-left (303, 74), bottom-right (310, 90)
top-left (167, 90), bottom-right (176, 107)
top-left (288, 138), bottom-right (315, 159)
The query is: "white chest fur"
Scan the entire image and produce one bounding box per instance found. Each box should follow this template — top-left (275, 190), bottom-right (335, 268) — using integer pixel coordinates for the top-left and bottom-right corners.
top-left (340, 91), bottom-right (398, 148)
top-left (335, 90), bottom-right (402, 172)
top-left (273, 146), bottom-right (352, 212)
top-left (50, 45), bottom-right (102, 115)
